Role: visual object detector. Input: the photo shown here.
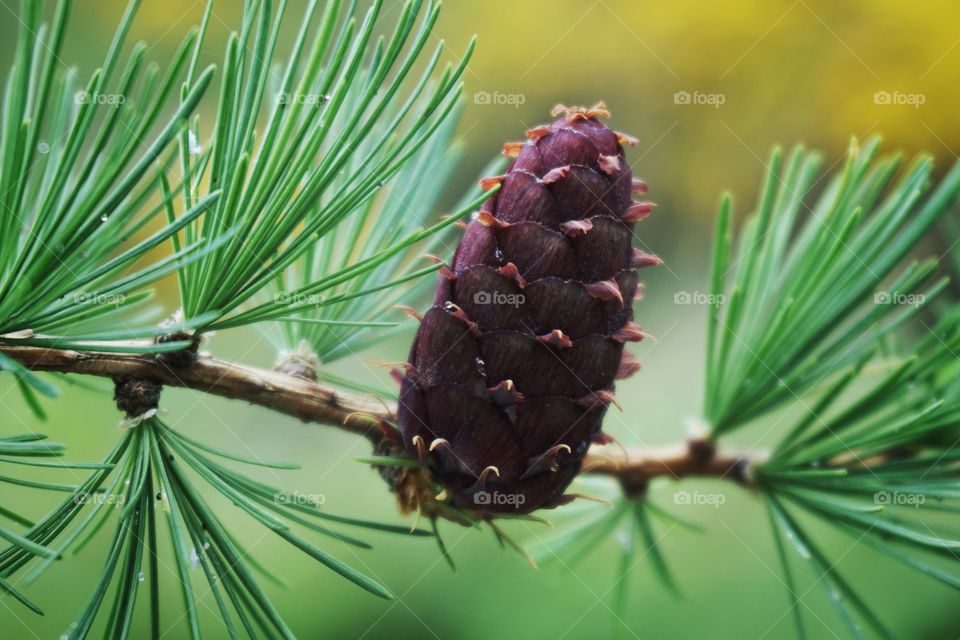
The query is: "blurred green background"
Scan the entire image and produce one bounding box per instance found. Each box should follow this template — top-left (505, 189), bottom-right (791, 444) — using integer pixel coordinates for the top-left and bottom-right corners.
top-left (2, 1), bottom-right (960, 638)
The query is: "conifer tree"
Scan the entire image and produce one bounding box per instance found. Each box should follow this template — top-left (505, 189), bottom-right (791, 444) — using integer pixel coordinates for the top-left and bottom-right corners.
top-left (2, 2), bottom-right (960, 638)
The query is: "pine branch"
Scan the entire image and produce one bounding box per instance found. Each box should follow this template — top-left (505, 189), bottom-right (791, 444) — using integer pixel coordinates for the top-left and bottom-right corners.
top-left (0, 342), bottom-right (768, 487)
top-left (582, 441), bottom-right (760, 492)
top-left (1, 0), bottom-right (958, 633)
top-left (0, 342), bottom-right (384, 439)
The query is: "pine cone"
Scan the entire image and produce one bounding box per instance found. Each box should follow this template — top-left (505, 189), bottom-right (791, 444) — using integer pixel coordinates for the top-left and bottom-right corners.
top-left (397, 102), bottom-right (658, 515)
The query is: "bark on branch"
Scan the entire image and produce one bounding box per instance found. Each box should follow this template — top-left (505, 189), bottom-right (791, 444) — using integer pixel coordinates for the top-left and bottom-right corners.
top-left (1, 343), bottom-right (385, 439)
top-left (582, 441), bottom-right (759, 495)
top-left (1, 343), bottom-right (765, 487)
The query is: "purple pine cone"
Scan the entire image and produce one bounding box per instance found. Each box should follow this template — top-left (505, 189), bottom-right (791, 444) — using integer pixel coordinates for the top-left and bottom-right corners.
top-left (396, 102), bottom-right (659, 515)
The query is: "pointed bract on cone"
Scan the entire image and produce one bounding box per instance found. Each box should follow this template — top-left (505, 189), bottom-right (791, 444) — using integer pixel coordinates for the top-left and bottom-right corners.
top-left (396, 102), bottom-right (658, 515)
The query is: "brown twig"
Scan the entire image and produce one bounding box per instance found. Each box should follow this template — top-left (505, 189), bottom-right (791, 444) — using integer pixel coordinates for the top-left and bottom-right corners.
top-left (1, 343), bottom-right (766, 486)
top-left (1, 343), bottom-right (385, 440)
top-left (582, 441), bottom-right (761, 495)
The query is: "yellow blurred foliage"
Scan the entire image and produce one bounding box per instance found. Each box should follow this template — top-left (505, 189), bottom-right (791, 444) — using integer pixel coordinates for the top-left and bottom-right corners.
top-left (444, 0), bottom-right (960, 218)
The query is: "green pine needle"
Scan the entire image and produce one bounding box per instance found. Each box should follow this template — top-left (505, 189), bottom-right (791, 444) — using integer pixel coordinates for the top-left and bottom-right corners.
top-left (168, 0), bottom-right (476, 347)
top-left (704, 140), bottom-right (960, 435)
top-left (1, 417), bottom-right (411, 637)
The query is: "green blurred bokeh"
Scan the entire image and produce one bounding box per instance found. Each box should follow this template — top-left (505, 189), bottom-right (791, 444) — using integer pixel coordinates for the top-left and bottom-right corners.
top-left (2, 1), bottom-right (960, 638)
